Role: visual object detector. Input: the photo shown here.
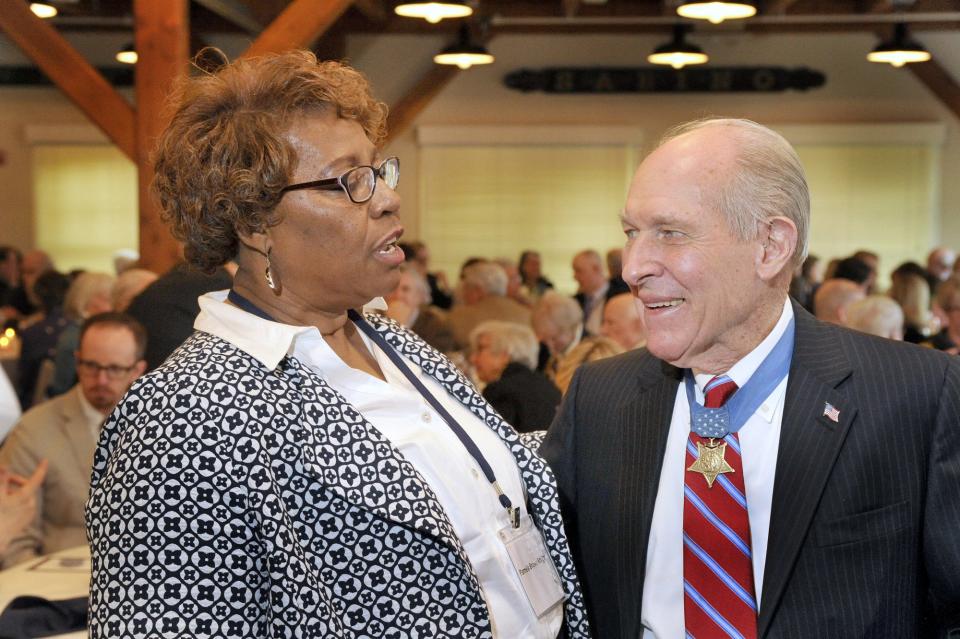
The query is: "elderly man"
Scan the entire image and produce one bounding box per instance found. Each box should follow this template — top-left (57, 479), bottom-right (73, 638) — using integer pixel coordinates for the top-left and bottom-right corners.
top-left (532, 291), bottom-right (584, 380)
top-left (601, 292), bottom-right (646, 351)
top-left (542, 118), bottom-right (960, 638)
top-left (845, 295), bottom-right (904, 341)
top-left (927, 246), bottom-right (956, 286)
top-left (572, 250), bottom-right (609, 335)
top-left (0, 312), bottom-right (146, 566)
top-left (813, 277), bottom-right (866, 325)
top-left (447, 260), bottom-right (530, 349)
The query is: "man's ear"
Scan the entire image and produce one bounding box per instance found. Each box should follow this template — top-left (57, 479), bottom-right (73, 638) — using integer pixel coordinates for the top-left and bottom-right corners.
top-left (133, 359), bottom-right (147, 378)
top-left (757, 216), bottom-right (798, 282)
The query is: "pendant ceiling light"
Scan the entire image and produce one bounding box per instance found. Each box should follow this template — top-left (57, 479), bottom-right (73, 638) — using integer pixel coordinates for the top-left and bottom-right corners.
top-left (867, 23), bottom-right (931, 67)
top-left (648, 25), bottom-right (708, 70)
top-left (29, 2), bottom-right (58, 18)
top-left (395, 1), bottom-right (472, 24)
top-left (434, 24), bottom-right (494, 69)
top-left (115, 43), bottom-right (137, 65)
top-left (676, 1), bottom-right (756, 24)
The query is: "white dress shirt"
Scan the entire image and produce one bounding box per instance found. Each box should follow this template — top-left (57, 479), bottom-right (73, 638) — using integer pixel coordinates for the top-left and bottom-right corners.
top-left (582, 283), bottom-right (609, 336)
top-left (0, 366), bottom-right (20, 442)
top-left (195, 291), bottom-right (562, 639)
top-left (641, 298), bottom-right (793, 638)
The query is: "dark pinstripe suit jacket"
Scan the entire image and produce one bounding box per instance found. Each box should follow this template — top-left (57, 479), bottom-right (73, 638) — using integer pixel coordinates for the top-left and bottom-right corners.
top-left (541, 301), bottom-right (960, 638)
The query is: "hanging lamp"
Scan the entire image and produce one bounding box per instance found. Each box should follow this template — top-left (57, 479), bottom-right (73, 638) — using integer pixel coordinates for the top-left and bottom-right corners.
top-left (867, 23), bottom-right (931, 67)
top-left (434, 24), bottom-right (494, 70)
top-left (29, 2), bottom-right (58, 18)
top-left (676, 1), bottom-right (756, 24)
top-left (115, 43), bottom-right (137, 65)
top-left (648, 25), bottom-right (708, 69)
top-left (395, 1), bottom-right (472, 24)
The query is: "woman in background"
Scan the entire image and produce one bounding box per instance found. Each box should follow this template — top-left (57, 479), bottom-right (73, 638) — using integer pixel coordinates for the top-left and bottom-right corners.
top-left (553, 336), bottom-right (624, 395)
top-left (469, 320), bottom-right (560, 433)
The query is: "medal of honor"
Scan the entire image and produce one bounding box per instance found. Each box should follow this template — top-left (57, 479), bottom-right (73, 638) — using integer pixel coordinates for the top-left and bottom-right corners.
top-left (687, 439), bottom-right (735, 488)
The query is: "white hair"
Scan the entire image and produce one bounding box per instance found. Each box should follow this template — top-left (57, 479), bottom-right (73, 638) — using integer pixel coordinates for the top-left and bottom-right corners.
top-left (846, 295), bottom-right (904, 340)
top-left (532, 291), bottom-right (583, 335)
top-left (469, 320), bottom-right (539, 370)
top-left (661, 117), bottom-right (810, 267)
top-left (111, 268), bottom-right (158, 311)
top-left (64, 271), bottom-right (115, 320)
top-left (462, 261), bottom-right (508, 297)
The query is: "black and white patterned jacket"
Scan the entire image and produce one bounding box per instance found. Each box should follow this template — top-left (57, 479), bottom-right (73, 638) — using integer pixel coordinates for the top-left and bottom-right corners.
top-left (86, 313), bottom-right (591, 638)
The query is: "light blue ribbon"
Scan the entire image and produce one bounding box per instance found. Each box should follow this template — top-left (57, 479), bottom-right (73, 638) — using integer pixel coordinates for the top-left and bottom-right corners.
top-left (685, 317), bottom-right (795, 439)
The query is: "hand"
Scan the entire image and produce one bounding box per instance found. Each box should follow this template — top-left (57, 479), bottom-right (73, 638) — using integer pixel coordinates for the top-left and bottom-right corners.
top-left (0, 460), bottom-right (47, 555)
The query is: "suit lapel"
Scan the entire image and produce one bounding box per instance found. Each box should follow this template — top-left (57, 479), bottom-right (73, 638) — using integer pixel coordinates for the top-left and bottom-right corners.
top-left (619, 359), bottom-right (681, 636)
top-left (60, 387), bottom-right (99, 474)
top-left (758, 305), bottom-right (857, 637)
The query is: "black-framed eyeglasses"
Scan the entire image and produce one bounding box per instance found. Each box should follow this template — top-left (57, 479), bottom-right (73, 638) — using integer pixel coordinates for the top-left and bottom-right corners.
top-left (77, 358), bottom-right (138, 380)
top-left (280, 156), bottom-right (399, 204)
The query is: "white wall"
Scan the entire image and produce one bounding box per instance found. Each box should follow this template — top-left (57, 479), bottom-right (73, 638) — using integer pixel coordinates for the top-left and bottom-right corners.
top-left (1, 27), bottom-right (958, 264)
top-left (351, 30), bottom-right (960, 257)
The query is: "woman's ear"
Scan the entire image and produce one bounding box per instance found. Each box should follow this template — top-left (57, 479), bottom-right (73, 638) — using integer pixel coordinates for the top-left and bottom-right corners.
top-left (236, 224), bottom-right (270, 258)
top-left (756, 216), bottom-right (798, 282)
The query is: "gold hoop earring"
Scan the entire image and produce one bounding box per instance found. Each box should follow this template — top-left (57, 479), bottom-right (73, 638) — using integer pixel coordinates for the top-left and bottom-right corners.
top-left (265, 247), bottom-right (280, 293)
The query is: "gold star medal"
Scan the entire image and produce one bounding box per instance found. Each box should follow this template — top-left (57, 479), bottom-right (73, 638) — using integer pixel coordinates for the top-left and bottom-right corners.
top-left (687, 439), bottom-right (734, 488)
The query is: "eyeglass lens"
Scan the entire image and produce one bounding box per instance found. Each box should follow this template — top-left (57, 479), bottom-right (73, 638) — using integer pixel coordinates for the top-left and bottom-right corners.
top-left (345, 158), bottom-right (399, 203)
top-left (78, 359), bottom-right (133, 378)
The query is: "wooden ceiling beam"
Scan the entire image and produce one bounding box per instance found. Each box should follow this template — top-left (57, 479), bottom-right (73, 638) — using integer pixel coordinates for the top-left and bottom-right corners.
top-left (386, 35), bottom-right (497, 144)
top-left (0, 0), bottom-right (136, 159)
top-left (353, 0), bottom-right (389, 23)
top-left (386, 66), bottom-right (460, 145)
top-left (192, 0), bottom-right (264, 33)
top-left (241, 0), bottom-right (354, 57)
top-left (135, 0), bottom-right (190, 272)
top-left (909, 61), bottom-right (960, 121)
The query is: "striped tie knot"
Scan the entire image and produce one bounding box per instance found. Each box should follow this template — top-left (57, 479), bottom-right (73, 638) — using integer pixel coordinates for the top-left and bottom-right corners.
top-left (704, 375), bottom-right (738, 409)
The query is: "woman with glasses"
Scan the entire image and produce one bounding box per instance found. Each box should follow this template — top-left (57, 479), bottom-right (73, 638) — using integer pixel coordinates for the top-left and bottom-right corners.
top-left (85, 51), bottom-right (590, 639)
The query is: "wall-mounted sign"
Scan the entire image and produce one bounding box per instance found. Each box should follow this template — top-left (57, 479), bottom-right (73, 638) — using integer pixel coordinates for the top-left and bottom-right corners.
top-left (0, 66), bottom-right (133, 87)
top-left (504, 67), bottom-right (825, 93)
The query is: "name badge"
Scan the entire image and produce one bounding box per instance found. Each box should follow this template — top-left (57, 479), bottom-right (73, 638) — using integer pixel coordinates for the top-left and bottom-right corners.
top-left (499, 514), bottom-right (566, 618)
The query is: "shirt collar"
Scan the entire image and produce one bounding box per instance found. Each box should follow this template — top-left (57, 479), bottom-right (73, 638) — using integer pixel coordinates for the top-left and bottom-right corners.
top-left (693, 297), bottom-right (793, 422)
top-left (75, 384), bottom-right (107, 422)
top-left (194, 291), bottom-right (389, 371)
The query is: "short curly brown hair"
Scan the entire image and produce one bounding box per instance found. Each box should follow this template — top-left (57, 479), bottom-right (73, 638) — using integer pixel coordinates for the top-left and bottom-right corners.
top-left (153, 50), bottom-right (388, 271)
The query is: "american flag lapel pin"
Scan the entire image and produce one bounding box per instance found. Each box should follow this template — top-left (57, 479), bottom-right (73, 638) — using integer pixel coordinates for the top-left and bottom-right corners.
top-left (822, 402), bottom-right (840, 423)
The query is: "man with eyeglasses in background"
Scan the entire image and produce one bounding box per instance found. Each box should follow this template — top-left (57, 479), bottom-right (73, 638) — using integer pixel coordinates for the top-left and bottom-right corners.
top-left (0, 312), bottom-right (146, 567)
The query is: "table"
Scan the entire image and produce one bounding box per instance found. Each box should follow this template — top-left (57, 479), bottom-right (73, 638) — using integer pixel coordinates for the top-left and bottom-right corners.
top-left (0, 545), bottom-right (89, 639)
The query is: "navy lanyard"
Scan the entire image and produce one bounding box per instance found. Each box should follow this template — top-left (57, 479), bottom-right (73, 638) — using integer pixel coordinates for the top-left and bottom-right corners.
top-left (227, 289), bottom-right (522, 528)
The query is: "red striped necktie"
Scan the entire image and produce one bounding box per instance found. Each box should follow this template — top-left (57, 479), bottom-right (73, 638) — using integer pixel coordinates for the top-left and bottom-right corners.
top-left (683, 375), bottom-right (758, 639)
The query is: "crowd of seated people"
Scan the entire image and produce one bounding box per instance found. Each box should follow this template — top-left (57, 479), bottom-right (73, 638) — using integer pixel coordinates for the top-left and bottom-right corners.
top-left (0, 238), bottom-right (957, 568)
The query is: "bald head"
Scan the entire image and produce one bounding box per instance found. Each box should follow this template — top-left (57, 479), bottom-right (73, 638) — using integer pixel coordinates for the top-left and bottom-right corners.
top-left (601, 293), bottom-right (646, 351)
top-left (814, 278), bottom-right (866, 325)
top-left (927, 247), bottom-right (956, 282)
top-left (845, 295), bottom-right (904, 341)
top-left (572, 250), bottom-right (606, 295)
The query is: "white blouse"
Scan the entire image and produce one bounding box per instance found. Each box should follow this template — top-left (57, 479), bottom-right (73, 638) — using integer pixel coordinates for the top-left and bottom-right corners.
top-left (195, 291), bottom-right (561, 639)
